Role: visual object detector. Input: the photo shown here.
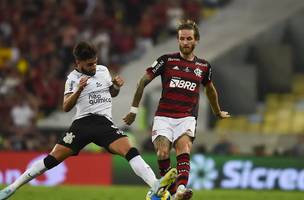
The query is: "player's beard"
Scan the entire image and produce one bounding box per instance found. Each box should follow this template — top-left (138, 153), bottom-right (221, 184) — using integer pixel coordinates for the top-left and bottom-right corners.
top-left (179, 44), bottom-right (195, 56)
top-left (81, 68), bottom-right (96, 76)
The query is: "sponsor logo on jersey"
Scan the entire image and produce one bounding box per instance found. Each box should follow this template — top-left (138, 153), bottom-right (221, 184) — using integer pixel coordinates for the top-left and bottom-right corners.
top-left (88, 91), bottom-right (111, 105)
top-left (169, 77), bottom-right (197, 91)
top-left (152, 60), bottom-right (165, 73)
top-left (168, 58), bottom-right (180, 61)
top-left (195, 62), bottom-right (208, 67)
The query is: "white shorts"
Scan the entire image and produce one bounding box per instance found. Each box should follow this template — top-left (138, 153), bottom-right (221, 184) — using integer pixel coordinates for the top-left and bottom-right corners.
top-left (151, 116), bottom-right (196, 143)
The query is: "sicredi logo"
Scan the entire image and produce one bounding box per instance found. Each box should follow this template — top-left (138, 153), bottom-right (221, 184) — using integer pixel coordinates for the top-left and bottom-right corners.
top-left (221, 160), bottom-right (304, 190)
top-left (169, 78), bottom-right (196, 91)
top-left (189, 154), bottom-right (304, 191)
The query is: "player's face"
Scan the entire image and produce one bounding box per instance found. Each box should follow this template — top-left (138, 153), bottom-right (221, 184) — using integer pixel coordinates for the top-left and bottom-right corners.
top-left (77, 57), bottom-right (97, 76)
top-left (178, 29), bottom-right (197, 56)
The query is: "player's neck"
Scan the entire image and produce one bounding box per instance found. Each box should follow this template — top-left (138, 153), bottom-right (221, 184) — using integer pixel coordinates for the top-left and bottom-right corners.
top-left (180, 52), bottom-right (195, 61)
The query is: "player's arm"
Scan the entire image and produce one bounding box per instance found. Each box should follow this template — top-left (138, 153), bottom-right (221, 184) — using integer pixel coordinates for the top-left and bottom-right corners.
top-left (109, 76), bottom-right (124, 97)
top-left (205, 81), bottom-right (230, 119)
top-left (123, 73), bottom-right (152, 125)
top-left (63, 77), bottom-right (89, 112)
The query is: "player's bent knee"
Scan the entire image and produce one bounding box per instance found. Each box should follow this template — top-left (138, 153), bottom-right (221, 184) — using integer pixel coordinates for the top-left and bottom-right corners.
top-left (44, 155), bottom-right (60, 169)
top-left (157, 149), bottom-right (170, 159)
top-left (125, 147), bottom-right (140, 161)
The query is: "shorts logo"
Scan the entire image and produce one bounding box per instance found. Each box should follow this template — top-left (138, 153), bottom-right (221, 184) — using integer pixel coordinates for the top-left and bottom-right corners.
top-left (111, 125), bottom-right (118, 129)
top-left (111, 125), bottom-right (124, 135)
top-left (185, 129), bottom-right (193, 134)
top-left (116, 129), bottom-right (124, 135)
top-left (63, 132), bottom-right (75, 144)
top-left (151, 130), bottom-right (157, 136)
top-left (169, 78), bottom-right (197, 91)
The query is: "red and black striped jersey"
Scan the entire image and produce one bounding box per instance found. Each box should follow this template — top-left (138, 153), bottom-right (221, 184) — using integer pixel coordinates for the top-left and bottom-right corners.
top-left (146, 52), bottom-right (212, 118)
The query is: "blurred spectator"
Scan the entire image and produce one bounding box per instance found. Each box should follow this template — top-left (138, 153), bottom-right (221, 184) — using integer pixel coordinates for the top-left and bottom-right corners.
top-left (212, 135), bottom-right (238, 155)
top-left (10, 95), bottom-right (36, 129)
top-left (291, 136), bottom-right (304, 156)
top-left (283, 135), bottom-right (304, 156)
top-left (195, 144), bottom-right (207, 154)
top-left (0, 0), bottom-right (225, 152)
top-left (142, 136), bottom-right (155, 152)
top-left (253, 144), bottom-right (266, 157)
top-left (182, 0), bottom-right (201, 23)
top-left (167, 0), bottom-right (184, 35)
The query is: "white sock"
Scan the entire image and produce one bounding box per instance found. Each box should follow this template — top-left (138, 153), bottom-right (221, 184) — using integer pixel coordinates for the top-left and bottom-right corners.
top-left (129, 155), bottom-right (157, 188)
top-left (10, 159), bottom-right (47, 190)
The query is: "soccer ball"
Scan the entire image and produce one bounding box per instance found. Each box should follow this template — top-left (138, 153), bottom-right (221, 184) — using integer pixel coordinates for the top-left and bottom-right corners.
top-left (145, 190), bottom-right (172, 200)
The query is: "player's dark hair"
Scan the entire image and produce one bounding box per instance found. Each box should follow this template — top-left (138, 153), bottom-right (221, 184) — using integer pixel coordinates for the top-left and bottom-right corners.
top-left (73, 41), bottom-right (97, 61)
top-left (177, 19), bottom-right (200, 41)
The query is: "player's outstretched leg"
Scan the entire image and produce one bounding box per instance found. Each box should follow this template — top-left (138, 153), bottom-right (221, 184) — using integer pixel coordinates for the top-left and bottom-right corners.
top-left (0, 187), bottom-right (15, 200)
top-left (152, 168), bottom-right (178, 197)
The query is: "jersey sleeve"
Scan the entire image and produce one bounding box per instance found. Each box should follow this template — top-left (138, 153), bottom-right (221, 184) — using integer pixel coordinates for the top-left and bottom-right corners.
top-left (201, 62), bottom-right (212, 86)
top-left (146, 55), bottom-right (167, 79)
top-left (105, 67), bottom-right (113, 87)
top-left (64, 77), bottom-right (77, 95)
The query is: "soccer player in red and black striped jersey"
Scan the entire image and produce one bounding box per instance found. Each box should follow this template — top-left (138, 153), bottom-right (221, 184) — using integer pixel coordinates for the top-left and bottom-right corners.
top-left (124, 20), bottom-right (230, 200)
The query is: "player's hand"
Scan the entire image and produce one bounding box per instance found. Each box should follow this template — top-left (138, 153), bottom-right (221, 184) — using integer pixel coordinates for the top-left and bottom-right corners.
top-left (123, 112), bottom-right (136, 125)
top-left (78, 77), bottom-right (90, 92)
top-left (112, 76), bottom-right (124, 88)
top-left (216, 111), bottom-right (231, 119)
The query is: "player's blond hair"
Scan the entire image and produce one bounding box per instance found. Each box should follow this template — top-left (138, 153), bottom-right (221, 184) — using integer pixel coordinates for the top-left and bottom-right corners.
top-left (177, 19), bottom-right (200, 41)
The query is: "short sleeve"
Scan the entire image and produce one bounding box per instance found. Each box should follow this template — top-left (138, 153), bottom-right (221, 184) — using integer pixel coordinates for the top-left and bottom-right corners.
top-left (64, 78), bottom-right (77, 95)
top-left (146, 55), bottom-right (167, 79)
top-left (201, 62), bottom-right (212, 86)
top-left (104, 67), bottom-right (113, 87)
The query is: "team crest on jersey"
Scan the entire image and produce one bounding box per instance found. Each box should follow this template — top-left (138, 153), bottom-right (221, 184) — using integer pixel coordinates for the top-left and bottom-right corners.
top-left (194, 68), bottom-right (202, 77)
top-left (63, 132), bottom-right (75, 144)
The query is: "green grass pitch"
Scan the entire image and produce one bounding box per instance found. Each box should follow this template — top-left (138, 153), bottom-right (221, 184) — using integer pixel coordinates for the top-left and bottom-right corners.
top-left (1, 185), bottom-right (303, 200)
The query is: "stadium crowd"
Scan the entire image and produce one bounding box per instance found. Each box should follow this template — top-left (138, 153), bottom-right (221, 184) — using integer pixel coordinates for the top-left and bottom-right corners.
top-left (0, 0), bottom-right (230, 151)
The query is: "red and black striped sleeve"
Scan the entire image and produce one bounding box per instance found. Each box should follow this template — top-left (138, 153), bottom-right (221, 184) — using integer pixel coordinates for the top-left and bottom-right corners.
top-left (146, 55), bottom-right (167, 79)
top-left (201, 61), bottom-right (212, 86)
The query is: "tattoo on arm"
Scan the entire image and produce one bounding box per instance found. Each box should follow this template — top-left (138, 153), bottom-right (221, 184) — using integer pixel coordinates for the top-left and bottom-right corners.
top-left (205, 82), bottom-right (221, 115)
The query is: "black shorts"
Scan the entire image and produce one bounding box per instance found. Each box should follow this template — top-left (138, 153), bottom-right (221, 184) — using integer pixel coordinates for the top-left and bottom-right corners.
top-left (58, 115), bottom-right (127, 155)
